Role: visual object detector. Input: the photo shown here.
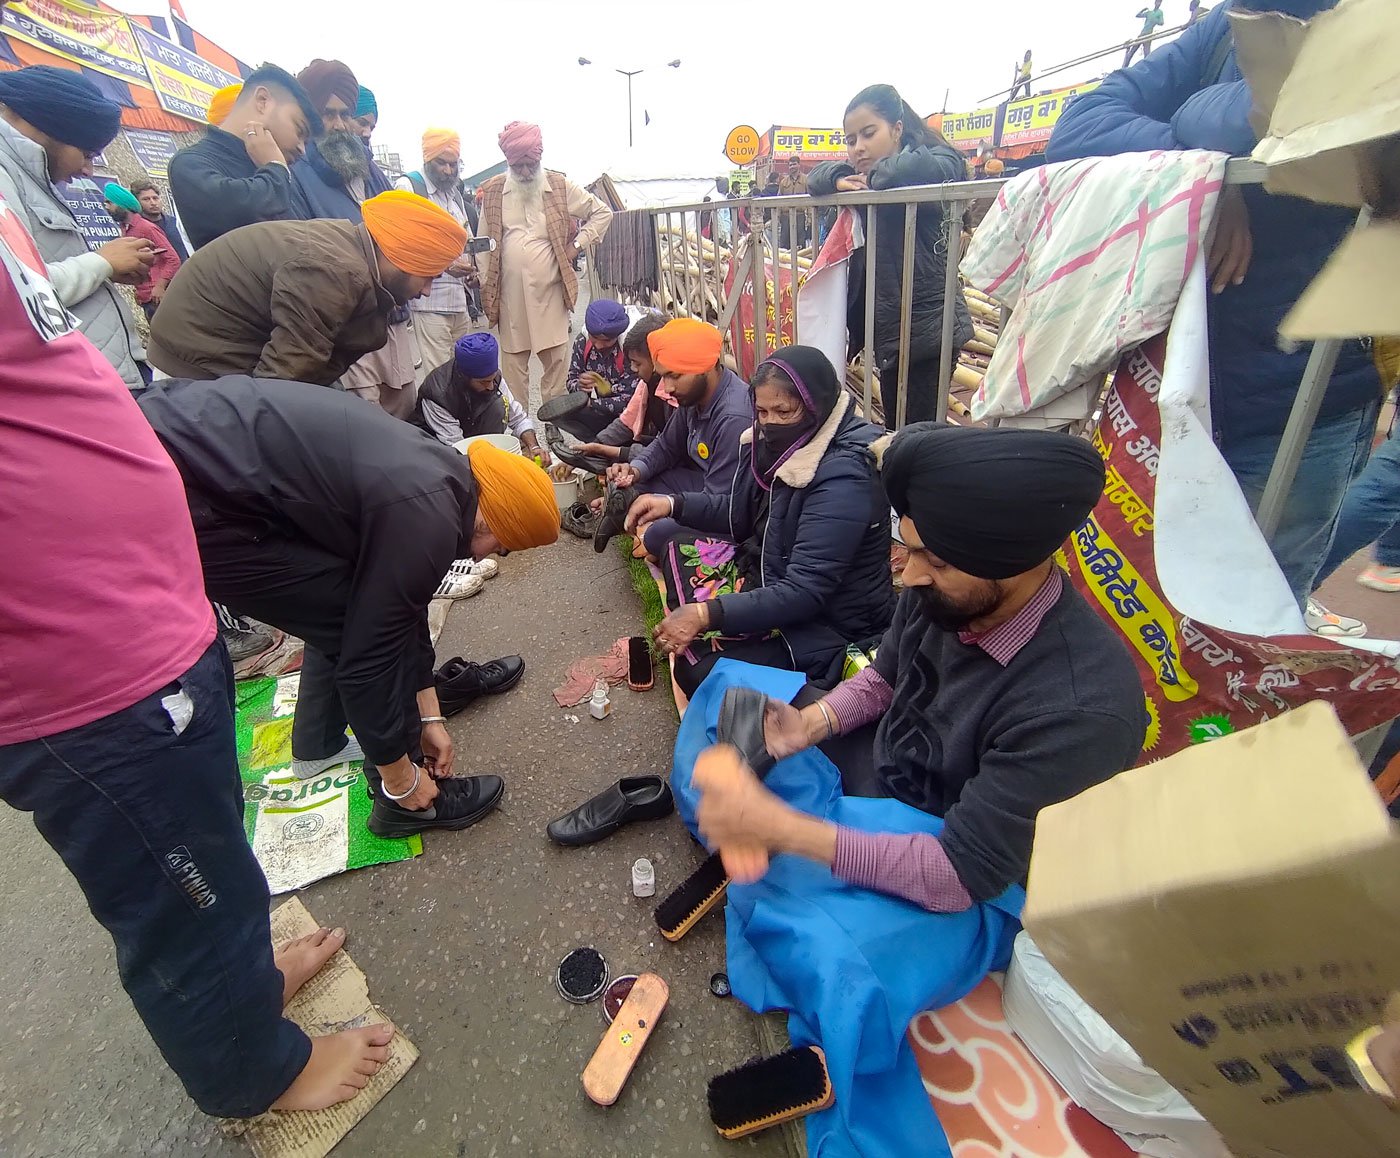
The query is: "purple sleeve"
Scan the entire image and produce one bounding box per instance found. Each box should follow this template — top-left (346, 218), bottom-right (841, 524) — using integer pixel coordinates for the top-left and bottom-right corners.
top-left (832, 828), bottom-right (974, 912)
top-left (823, 664), bottom-right (893, 733)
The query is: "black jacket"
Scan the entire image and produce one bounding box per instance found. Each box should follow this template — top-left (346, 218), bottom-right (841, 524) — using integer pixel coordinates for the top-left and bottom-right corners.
top-left (169, 127), bottom-right (311, 250)
top-left (138, 376), bottom-right (477, 766)
top-left (809, 144), bottom-right (974, 371)
top-left (674, 394), bottom-right (894, 683)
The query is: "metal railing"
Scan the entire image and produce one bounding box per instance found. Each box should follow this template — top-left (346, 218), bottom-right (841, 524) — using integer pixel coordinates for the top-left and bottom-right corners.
top-left (616, 157), bottom-right (1361, 546)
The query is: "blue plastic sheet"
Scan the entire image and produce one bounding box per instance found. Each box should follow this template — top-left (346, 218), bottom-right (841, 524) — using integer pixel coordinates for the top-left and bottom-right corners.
top-left (671, 661), bottom-right (1023, 1157)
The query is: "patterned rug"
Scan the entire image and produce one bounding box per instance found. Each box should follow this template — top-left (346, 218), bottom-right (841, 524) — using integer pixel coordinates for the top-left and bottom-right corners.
top-left (915, 975), bottom-right (1136, 1157)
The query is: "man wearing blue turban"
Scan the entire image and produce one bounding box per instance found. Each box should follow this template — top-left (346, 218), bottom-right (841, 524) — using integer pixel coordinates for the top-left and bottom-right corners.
top-left (412, 331), bottom-right (549, 464)
top-left (0, 66), bottom-right (156, 388)
top-left (539, 297), bottom-right (635, 440)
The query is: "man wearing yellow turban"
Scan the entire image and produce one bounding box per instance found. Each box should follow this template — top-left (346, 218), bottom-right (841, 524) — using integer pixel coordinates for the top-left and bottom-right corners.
top-left (148, 191), bottom-right (466, 386)
top-left (140, 375), bottom-right (559, 839)
top-left (395, 126), bottom-right (481, 382)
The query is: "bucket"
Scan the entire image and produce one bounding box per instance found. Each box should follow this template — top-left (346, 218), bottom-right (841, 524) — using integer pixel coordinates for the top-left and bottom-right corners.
top-left (454, 432), bottom-right (522, 457)
top-left (552, 476), bottom-right (578, 512)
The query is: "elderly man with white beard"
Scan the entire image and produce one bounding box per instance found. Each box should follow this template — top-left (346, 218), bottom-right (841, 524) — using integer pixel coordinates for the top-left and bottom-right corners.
top-left (291, 67), bottom-right (417, 419)
top-left (477, 121), bottom-right (613, 410)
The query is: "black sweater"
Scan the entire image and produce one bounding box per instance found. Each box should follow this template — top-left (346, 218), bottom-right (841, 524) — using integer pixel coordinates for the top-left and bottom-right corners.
top-left (139, 377), bottom-right (477, 766)
top-left (169, 127), bottom-right (311, 250)
top-left (872, 578), bottom-right (1148, 901)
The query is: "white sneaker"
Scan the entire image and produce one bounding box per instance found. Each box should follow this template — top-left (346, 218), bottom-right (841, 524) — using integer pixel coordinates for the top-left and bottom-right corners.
top-left (291, 734), bottom-right (364, 780)
top-left (435, 571), bottom-right (485, 600)
top-left (1304, 598), bottom-right (1368, 639)
top-left (449, 557), bottom-right (499, 581)
top-left (1357, 564), bottom-right (1400, 594)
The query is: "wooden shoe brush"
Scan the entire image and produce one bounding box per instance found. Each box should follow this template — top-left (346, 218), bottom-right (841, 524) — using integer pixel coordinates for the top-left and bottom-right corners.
top-left (707, 1046), bottom-right (834, 1139)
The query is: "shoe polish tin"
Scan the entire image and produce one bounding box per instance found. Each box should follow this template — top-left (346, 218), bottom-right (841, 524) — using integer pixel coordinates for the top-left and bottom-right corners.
top-left (556, 946), bottom-right (609, 1004)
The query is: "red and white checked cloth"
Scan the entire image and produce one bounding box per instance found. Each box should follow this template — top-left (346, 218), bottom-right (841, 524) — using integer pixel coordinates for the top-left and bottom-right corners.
top-left (962, 150), bottom-right (1227, 422)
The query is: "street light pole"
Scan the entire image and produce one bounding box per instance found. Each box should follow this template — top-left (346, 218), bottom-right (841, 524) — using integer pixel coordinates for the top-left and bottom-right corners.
top-left (578, 58), bottom-right (681, 150)
top-left (616, 68), bottom-right (643, 148)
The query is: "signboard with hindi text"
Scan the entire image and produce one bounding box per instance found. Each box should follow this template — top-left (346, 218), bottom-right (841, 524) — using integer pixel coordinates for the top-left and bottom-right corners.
top-left (124, 128), bottom-right (181, 181)
top-left (1, 0), bottom-right (147, 85)
top-left (132, 23), bottom-right (238, 122)
top-left (769, 126), bottom-right (847, 159)
top-left (1000, 80), bottom-right (1101, 148)
top-left (938, 105), bottom-right (1001, 150)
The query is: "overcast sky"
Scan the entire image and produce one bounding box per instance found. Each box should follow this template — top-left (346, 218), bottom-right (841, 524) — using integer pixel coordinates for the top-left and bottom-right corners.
top-left (182, 0), bottom-right (1192, 180)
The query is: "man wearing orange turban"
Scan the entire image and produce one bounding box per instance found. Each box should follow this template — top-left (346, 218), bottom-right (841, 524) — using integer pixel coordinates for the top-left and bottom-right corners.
top-left (140, 375), bottom-right (557, 840)
top-left (593, 318), bottom-right (754, 555)
top-left (149, 194), bottom-right (463, 386)
top-left (476, 119), bottom-right (613, 412)
top-left (395, 126), bottom-right (481, 385)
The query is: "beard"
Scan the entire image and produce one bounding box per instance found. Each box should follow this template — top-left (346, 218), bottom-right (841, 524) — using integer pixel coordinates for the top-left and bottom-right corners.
top-left (319, 129), bottom-right (370, 183)
top-left (505, 164), bottom-right (545, 210)
top-left (914, 579), bottom-right (1004, 632)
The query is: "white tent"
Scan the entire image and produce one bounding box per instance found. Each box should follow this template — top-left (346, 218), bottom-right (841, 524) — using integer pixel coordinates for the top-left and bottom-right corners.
top-left (581, 141), bottom-right (727, 209)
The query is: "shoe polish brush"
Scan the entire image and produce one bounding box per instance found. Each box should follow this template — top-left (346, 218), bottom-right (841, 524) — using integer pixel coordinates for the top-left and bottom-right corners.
top-left (653, 852), bottom-right (728, 942)
top-left (707, 1046), bottom-right (835, 1140)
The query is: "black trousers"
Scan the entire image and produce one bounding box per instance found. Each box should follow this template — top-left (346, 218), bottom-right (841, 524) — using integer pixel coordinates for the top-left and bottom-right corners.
top-left (883, 355), bottom-right (946, 430)
top-left (0, 642), bottom-right (311, 1116)
top-left (554, 401), bottom-right (613, 442)
top-left (194, 521), bottom-right (420, 789)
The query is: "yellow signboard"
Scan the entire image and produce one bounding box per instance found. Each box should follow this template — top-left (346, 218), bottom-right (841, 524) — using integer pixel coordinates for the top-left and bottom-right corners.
top-left (1, 0), bottom-right (148, 85)
top-left (770, 126), bottom-right (847, 157)
top-left (724, 125), bottom-right (761, 165)
top-left (1001, 81), bottom-right (1101, 147)
top-left (940, 106), bottom-right (1000, 148)
top-left (132, 23), bottom-right (238, 122)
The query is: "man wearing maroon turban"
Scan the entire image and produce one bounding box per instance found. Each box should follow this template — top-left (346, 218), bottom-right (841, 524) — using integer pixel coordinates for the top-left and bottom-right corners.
top-left (477, 120), bottom-right (613, 412)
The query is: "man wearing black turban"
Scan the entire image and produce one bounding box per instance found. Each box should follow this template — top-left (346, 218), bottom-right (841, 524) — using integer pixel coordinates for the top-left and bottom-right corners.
top-left (694, 422), bottom-right (1149, 913)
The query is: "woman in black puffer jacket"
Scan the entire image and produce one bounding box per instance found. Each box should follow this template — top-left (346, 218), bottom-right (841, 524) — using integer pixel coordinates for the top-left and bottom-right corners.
top-left (808, 83), bottom-right (973, 429)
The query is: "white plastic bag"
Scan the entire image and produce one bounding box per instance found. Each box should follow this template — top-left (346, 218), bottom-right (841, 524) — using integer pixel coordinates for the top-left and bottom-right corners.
top-left (1003, 932), bottom-right (1233, 1158)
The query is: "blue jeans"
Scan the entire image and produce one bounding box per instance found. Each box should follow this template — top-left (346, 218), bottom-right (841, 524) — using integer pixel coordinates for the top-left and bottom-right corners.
top-left (0, 642), bottom-right (310, 1117)
top-left (1315, 422), bottom-right (1400, 586)
top-left (1221, 403), bottom-right (1379, 604)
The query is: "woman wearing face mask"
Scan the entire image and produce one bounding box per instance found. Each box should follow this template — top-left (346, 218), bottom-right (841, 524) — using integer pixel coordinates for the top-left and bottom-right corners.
top-left (808, 83), bottom-right (974, 428)
top-left (631, 346), bottom-right (895, 696)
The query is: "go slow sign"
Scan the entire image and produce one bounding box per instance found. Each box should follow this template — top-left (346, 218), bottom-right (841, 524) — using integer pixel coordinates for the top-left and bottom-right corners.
top-left (724, 125), bottom-right (760, 165)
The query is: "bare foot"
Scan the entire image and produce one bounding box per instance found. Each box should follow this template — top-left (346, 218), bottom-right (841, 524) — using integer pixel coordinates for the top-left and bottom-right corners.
top-left (271, 1025), bottom-right (394, 1112)
top-left (275, 927), bottom-right (345, 1006)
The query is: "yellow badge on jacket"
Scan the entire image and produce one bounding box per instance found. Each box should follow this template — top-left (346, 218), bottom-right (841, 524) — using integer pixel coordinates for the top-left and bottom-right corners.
top-left (697, 442), bottom-right (710, 460)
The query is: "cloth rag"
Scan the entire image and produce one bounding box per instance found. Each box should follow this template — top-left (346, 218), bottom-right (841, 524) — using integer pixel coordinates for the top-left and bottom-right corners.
top-left (552, 636), bottom-right (630, 707)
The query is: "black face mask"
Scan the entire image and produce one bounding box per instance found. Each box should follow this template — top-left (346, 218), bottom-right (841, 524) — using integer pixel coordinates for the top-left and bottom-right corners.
top-left (753, 416), bottom-right (819, 482)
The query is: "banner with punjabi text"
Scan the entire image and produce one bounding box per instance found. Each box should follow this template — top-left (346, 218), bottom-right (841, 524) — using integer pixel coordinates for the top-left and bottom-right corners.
top-left (1, 0), bottom-right (147, 85)
top-left (1062, 335), bottom-right (1400, 761)
top-left (132, 23), bottom-right (238, 122)
top-left (769, 126), bottom-right (847, 159)
top-left (1000, 81), bottom-right (1101, 148)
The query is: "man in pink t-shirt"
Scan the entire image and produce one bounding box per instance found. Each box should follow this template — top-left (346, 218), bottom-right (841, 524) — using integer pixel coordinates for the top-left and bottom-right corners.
top-left (0, 189), bottom-right (391, 1119)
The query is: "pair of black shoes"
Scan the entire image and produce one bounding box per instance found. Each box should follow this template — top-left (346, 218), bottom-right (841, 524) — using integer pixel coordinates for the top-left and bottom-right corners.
top-left (434, 654), bottom-right (525, 717)
top-left (541, 397), bottom-right (612, 475)
top-left (369, 774), bottom-right (505, 838)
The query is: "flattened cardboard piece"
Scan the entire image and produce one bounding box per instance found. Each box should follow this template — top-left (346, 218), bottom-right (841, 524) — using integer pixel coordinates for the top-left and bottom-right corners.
top-left (219, 898), bottom-right (418, 1158)
top-left (1237, 0), bottom-right (1400, 208)
top-left (1025, 702), bottom-right (1400, 1158)
top-left (1281, 219), bottom-right (1400, 340)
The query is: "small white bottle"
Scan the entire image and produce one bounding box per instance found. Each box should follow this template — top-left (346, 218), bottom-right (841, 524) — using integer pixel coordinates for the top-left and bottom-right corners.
top-left (588, 678), bottom-right (612, 720)
top-left (632, 858), bottom-right (655, 898)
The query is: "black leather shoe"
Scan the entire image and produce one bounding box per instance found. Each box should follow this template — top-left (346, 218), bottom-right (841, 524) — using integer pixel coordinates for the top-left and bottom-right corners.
top-left (538, 393), bottom-right (589, 424)
top-left (593, 482), bottom-right (638, 554)
top-left (546, 428), bottom-right (610, 475)
top-left (368, 775), bottom-right (504, 838)
top-left (435, 655), bottom-right (525, 717)
top-left (546, 775), bottom-right (675, 846)
top-left (717, 686), bottom-right (776, 778)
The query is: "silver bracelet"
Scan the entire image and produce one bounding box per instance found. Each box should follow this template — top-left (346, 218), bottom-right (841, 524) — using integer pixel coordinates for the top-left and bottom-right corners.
top-left (381, 765), bottom-right (421, 802)
top-left (420, 716), bottom-right (447, 724)
top-left (815, 700), bottom-right (836, 740)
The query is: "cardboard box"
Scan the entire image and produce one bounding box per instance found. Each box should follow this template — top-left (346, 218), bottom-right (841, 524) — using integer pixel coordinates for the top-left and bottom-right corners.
top-left (1024, 702), bottom-right (1400, 1158)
